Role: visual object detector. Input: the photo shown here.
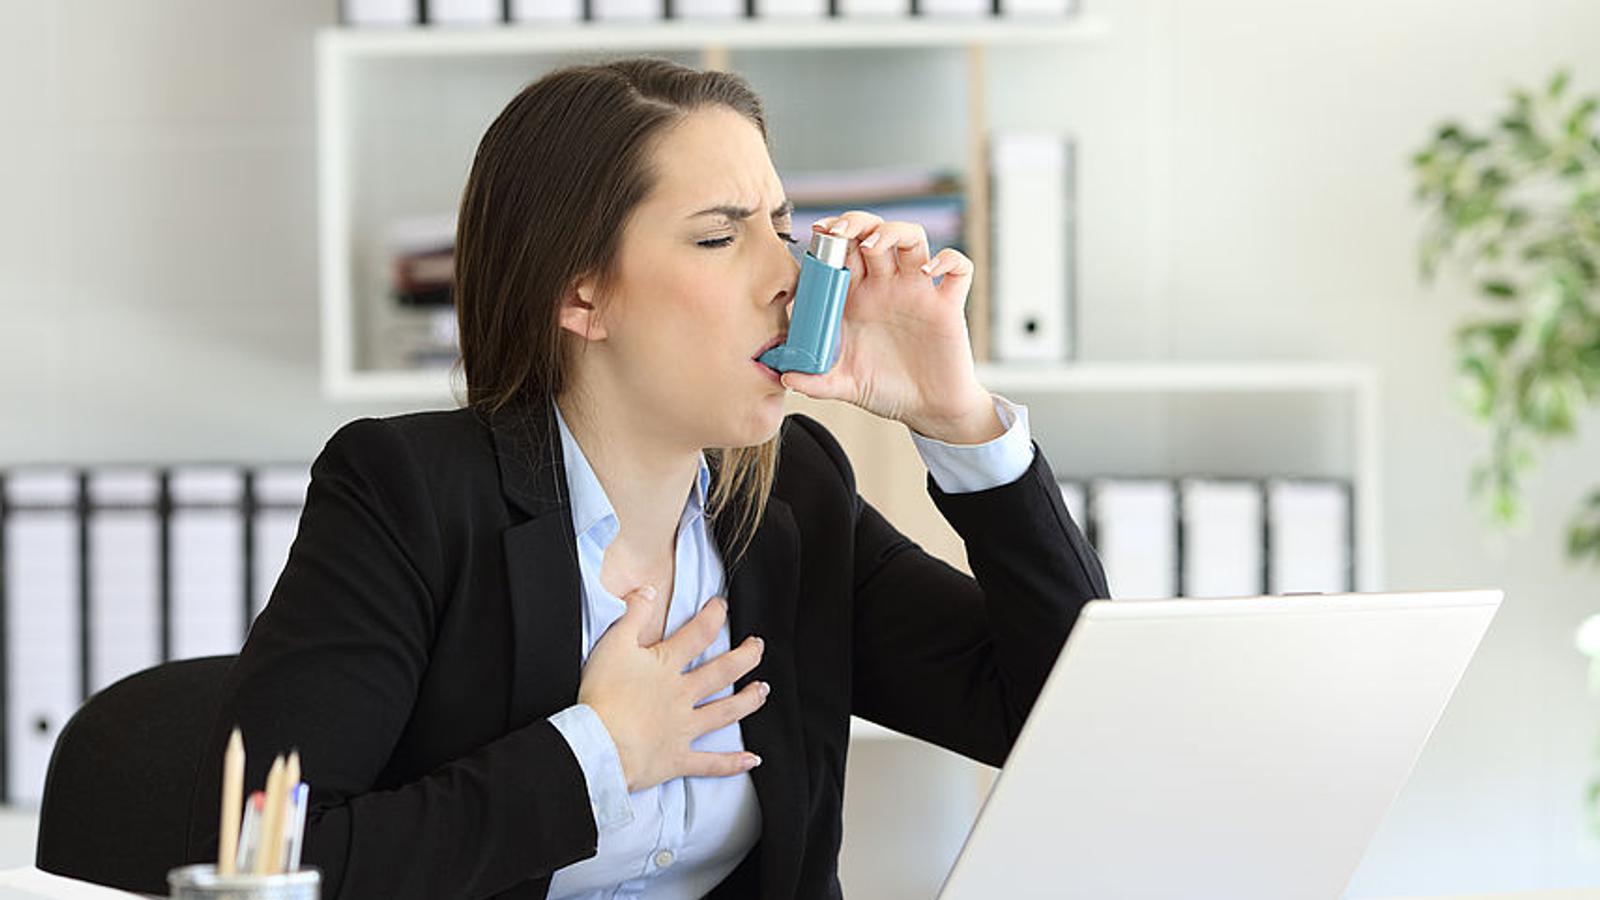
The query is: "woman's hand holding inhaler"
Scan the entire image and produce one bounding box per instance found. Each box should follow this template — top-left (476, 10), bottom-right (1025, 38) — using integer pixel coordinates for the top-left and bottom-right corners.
top-left (779, 211), bottom-right (1003, 446)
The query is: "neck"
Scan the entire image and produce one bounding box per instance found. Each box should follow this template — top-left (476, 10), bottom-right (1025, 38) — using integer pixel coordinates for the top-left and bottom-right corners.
top-left (555, 385), bottom-right (701, 559)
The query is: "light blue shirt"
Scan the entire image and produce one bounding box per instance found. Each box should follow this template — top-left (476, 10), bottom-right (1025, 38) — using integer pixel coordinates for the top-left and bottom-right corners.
top-left (545, 395), bottom-right (1035, 899)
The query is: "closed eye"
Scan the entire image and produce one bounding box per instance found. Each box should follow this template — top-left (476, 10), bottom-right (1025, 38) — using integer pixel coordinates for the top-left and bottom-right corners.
top-left (699, 232), bottom-right (799, 249)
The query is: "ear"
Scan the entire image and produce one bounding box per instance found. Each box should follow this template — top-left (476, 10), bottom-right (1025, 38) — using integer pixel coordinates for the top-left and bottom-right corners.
top-left (556, 274), bottom-right (607, 343)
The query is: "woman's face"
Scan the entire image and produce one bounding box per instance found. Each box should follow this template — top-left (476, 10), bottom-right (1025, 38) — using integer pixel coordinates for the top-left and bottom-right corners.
top-left (563, 105), bottom-right (800, 452)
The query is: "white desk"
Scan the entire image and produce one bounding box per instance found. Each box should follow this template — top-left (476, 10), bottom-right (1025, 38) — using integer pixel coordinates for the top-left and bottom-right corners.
top-left (0, 868), bottom-right (152, 899)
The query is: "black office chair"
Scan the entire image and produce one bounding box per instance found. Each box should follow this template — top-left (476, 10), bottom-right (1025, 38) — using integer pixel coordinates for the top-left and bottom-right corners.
top-left (36, 654), bottom-right (236, 896)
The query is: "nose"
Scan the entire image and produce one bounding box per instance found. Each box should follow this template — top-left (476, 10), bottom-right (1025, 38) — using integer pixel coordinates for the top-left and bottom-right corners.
top-left (769, 236), bottom-right (801, 318)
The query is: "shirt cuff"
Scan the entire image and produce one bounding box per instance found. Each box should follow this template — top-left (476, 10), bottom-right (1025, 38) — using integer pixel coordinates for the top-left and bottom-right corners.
top-left (910, 393), bottom-right (1035, 494)
top-left (548, 703), bottom-right (634, 833)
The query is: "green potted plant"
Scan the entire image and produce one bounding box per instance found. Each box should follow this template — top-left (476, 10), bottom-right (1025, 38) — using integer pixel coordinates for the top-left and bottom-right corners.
top-left (1411, 67), bottom-right (1600, 561)
top-left (1410, 66), bottom-right (1600, 818)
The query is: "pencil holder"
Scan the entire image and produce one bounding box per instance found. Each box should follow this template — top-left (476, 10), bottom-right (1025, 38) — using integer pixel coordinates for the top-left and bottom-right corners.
top-left (167, 863), bottom-right (321, 900)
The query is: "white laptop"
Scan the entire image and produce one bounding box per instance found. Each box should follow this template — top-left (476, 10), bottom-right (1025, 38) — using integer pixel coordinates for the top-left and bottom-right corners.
top-left (937, 589), bottom-right (1502, 900)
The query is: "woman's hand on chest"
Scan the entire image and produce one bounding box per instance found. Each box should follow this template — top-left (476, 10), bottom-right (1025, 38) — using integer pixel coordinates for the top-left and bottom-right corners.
top-left (579, 585), bottom-right (769, 792)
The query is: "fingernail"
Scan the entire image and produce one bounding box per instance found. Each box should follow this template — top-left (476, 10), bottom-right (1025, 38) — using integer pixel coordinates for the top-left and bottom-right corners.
top-left (829, 220), bottom-right (848, 235)
top-left (814, 217), bottom-right (834, 230)
top-left (751, 635), bottom-right (764, 651)
top-left (758, 681), bottom-right (771, 698)
top-left (859, 232), bottom-right (880, 250)
top-left (919, 260), bottom-right (933, 274)
top-left (746, 754), bottom-right (763, 768)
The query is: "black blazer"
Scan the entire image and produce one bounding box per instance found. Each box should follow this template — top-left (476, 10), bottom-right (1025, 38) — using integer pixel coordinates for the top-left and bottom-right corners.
top-left (184, 398), bottom-right (1110, 900)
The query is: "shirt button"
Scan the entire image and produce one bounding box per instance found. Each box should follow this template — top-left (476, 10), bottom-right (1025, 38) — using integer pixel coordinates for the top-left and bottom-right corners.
top-left (654, 849), bottom-right (675, 868)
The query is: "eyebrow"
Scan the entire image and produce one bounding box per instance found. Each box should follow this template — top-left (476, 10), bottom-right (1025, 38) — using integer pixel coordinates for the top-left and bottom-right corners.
top-left (688, 199), bottom-right (795, 222)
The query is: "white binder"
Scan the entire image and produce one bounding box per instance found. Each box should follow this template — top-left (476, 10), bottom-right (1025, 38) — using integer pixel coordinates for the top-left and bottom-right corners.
top-left (426, 0), bottom-right (502, 23)
top-left (673, 0), bottom-right (744, 17)
top-left (3, 470), bottom-right (81, 807)
top-left (997, 0), bottom-right (1075, 15)
top-left (591, 0), bottom-right (661, 20)
top-left (751, 0), bottom-right (826, 17)
top-left (1266, 479), bottom-right (1352, 594)
top-left (918, 0), bottom-right (988, 16)
top-left (510, 0), bottom-right (583, 21)
top-left (1179, 478), bottom-right (1264, 598)
top-left (1055, 479), bottom-right (1087, 529)
top-left (169, 468), bottom-right (245, 661)
top-left (342, 0), bottom-right (419, 25)
top-left (86, 469), bottom-right (161, 696)
top-left (251, 467), bottom-right (311, 626)
top-left (989, 132), bottom-right (1075, 362)
top-left (1089, 479), bottom-right (1177, 600)
top-left (835, 0), bottom-right (910, 16)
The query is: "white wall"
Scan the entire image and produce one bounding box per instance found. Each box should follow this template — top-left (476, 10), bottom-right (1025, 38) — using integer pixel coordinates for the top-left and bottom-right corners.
top-left (0, 0), bottom-right (419, 466)
top-left (3, 0), bottom-right (1600, 896)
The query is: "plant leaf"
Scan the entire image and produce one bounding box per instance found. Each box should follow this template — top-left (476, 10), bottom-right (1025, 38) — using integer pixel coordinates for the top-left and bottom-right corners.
top-left (1481, 279), bottom-right (1519, 299)
top-left (1550, 68), bottom-right (1571, 99)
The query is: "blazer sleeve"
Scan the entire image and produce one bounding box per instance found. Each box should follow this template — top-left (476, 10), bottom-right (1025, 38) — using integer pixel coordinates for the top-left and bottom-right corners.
top-left (184, 417), bottom-right (598, 900)
top-left (790, 414), bottom-right (1112, 768)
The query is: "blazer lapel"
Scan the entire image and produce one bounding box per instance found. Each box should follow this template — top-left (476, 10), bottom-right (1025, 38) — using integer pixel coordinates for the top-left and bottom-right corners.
top-left (491, 399), bottom-right (809, 896)
top-left (490, 401), bottom-right (585, 728)
top-left (714, 476), bottom-right (807, 899)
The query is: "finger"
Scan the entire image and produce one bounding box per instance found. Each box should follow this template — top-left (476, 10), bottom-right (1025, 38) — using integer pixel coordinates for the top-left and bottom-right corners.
top-left (819, 211), bottom-right (879, 287)
top-left (858, 222), bottom-right (929, 280)
top-left (596, 584), bottom-right (658, 648)
top-left (855, 224), bottom-right (896, 281)
top-left (777, 366), bottom-right (851, 400)
top-left (691, 680), bottom-right (771, 734)
top-left (660, 595), bottom-right (727, 669)
top-left (817, 209), bottom-right (882, 241)
top-left (678, 749), bottom-right (763, 779)
top-left (921, 247), bottom-right (975, 308)
top-left (684, 634), bottom-right (764, 700)
top-left (779, 362), bottom-right (851, 402)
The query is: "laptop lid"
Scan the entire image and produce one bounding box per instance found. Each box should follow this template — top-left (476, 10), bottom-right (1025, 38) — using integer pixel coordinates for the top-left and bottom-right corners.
top-left (937, 589), bottom-right (1502, 900)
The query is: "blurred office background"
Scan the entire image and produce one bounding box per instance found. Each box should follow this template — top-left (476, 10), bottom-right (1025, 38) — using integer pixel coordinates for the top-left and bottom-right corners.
top-left (2, 0), bottom-right (1600, 897)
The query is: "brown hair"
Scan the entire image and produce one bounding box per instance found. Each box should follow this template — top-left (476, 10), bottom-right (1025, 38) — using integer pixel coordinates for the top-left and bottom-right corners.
top-left (452, 56), bottom-right (781, 571)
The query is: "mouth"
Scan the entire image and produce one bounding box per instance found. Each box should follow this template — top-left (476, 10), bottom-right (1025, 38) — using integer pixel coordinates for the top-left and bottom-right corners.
top-left (752, 333), bottom-right (787, 360)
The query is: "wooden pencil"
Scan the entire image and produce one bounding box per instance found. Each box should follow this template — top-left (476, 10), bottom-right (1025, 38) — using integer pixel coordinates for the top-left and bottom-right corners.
top-left (216, 727), bottom-right (244, 876)
top-left (252, 755), bottom-right (286, 876)
top-left (278, 750), bottom-right (302, 873)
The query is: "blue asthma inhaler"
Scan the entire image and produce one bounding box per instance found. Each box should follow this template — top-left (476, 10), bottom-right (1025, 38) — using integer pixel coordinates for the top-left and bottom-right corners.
top-left (758, 231), bottom-right (851, 375)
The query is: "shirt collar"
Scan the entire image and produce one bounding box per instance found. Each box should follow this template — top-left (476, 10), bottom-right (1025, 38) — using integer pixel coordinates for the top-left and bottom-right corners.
top-left (552, 401), bottom-right (710, 548)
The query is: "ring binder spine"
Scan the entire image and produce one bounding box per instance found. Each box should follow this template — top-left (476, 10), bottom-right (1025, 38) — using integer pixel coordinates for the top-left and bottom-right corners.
top-left (158, 472), bottom-right (173, 664)
top-left (75, 474), bottom-right (90, 705)
top-left (242, 470), bottom-right (257, 646)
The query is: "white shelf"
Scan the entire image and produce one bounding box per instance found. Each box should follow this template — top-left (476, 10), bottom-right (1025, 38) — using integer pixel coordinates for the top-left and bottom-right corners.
top-left (323, 367), bottom-right (464, 404)
top-left (974, 360), bottom-right (1378, 394)
top-left (327, 360), bottom-right (1375, 403)
top-left (320, 17), bottom-right (1109, 57)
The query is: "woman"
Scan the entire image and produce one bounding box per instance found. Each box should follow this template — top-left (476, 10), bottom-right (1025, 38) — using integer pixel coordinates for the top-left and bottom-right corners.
top-left (185, 57), bottom-right (1109, 899)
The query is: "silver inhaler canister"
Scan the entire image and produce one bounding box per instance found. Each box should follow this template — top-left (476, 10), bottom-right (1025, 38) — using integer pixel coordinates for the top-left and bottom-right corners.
top-left (758, 231), bottom-right (851, 374)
